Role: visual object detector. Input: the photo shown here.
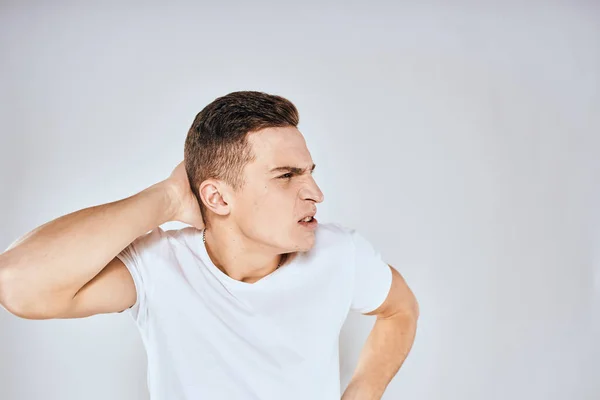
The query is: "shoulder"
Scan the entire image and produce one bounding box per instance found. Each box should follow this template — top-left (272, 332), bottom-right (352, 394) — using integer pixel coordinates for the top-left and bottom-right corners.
top-left (314, 222), bottom-right (381, 259)
top-left (315, 221), bottom-right (359, 241)
top-left (160, 226), bottom-right (204, 250)
top-left (131, 226), bottom-right (198, 252)
top-left (162, 226), bottom-right (200, 240)
top-left (313, 221), bottom-right (356, 252)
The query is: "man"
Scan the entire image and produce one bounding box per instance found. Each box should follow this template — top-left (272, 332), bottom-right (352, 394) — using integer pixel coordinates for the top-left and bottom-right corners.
top-left (0, 91), bottom-right (419, 399)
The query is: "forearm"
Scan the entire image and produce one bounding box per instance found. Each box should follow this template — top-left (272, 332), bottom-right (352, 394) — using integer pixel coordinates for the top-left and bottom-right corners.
top-left (0, 182), bottom-right (174, 311)
top-left (343, 312), bottom-right (418, 399)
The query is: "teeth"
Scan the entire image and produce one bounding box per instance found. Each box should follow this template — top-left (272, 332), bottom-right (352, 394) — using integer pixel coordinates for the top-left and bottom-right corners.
top-left (301, 216), bottom-right (313, 222)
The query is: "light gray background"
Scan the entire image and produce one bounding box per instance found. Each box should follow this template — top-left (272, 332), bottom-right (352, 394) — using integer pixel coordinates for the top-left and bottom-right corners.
top-left (1, 2), bottom-right (599, 399)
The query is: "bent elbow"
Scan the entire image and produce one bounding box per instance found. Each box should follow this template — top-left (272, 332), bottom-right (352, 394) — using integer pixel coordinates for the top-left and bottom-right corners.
top-left (0, 263), bottom-right (62, 320)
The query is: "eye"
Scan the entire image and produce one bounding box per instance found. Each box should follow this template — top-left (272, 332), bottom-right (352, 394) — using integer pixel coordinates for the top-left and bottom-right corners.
top-left (279, 173), bottom-right (294, 179)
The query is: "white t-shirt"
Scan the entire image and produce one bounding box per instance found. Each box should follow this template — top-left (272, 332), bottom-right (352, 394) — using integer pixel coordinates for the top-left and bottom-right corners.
top-left (116, 222), bottom-right (392, 400)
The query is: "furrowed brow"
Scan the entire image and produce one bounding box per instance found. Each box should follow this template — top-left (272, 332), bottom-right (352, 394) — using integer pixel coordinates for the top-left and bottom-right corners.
top-left (270, 164), bottom-right (316, 174)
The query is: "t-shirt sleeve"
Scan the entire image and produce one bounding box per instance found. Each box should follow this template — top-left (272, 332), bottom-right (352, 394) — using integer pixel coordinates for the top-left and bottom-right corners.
top-left (349, 229), bottom-right (393, 314)
top-left (115, 227), bottom-right (164, 324)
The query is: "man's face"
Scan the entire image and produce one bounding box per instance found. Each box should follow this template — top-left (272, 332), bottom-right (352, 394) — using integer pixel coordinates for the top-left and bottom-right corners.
top-left (232, 126), bottom-right (324, 253)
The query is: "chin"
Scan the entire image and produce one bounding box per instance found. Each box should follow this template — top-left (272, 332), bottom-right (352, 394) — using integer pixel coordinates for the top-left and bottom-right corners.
top-left (296, 236), bottom-right (316, 252)
top-left (282, 226), bottom-right (317, 252)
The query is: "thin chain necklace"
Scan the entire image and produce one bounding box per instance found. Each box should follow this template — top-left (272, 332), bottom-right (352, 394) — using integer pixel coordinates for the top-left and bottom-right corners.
top-left (202, 229), bottom-right (283, 268)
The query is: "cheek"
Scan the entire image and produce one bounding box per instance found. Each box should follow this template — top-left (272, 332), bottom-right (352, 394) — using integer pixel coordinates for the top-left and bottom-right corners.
top-left (254, 189), bottom-right (292, 217)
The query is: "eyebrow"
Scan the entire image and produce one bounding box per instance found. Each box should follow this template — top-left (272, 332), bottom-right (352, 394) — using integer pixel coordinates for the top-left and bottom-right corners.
top-left (270, 164), bottom-right (316, 174)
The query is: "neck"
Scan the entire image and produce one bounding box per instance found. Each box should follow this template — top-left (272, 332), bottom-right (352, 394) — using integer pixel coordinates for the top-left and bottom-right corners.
top-left (202, 226), bottom-right (286, 284)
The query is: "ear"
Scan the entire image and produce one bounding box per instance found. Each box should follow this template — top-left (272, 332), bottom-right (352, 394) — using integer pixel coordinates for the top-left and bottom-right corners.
top-left (199, 179), bottom-right (231, 217)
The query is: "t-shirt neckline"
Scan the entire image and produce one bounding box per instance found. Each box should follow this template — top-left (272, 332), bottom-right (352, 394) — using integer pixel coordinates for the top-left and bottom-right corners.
top-left (197, 229), bottom-right (288, 289)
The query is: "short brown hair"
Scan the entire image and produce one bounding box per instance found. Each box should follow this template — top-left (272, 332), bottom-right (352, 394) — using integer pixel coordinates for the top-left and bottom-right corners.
top-left (184, 91), bottom-right (300, 228)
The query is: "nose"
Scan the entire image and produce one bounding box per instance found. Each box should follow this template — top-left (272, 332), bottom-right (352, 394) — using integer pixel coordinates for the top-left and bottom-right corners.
top-left (300, 175), bottom-right (325, 203)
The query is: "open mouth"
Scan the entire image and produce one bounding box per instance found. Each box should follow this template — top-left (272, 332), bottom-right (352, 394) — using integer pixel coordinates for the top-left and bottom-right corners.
top-left (298, 216), bottom-right (318, 229)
